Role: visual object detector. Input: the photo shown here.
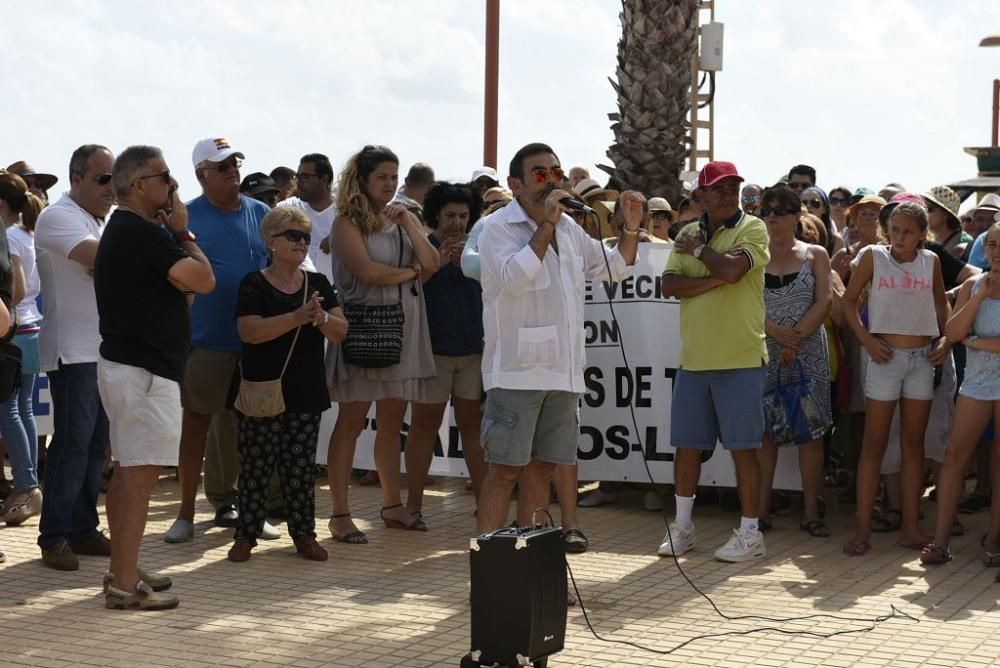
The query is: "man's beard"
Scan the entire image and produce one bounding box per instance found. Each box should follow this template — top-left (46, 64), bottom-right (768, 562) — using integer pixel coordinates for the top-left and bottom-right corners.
top-left (532, 182), bottom-right (556, 205)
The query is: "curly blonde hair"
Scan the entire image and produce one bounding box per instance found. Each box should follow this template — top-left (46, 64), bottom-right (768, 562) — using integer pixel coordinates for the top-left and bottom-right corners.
top-left (336, 145), bottom-right (398, 237)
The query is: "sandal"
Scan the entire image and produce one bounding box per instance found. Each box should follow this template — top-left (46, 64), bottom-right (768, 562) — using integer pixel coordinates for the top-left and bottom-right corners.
top-left (380, 503), bottom-right (427, 531)
top-left (872, 508), bottom-right (902, 533)
top-left (563, 528), bottom-right (589, 554)
top-left (328, 513), bottom-right (368, 544)
top-left (800, 519), bottom-right (831, 538)
top-left (842, 540), bottom-right (871, 557)
top-left (919, 543), bottom-right (952, 565)
top-left (982, 551), bottom-right (1000, 568)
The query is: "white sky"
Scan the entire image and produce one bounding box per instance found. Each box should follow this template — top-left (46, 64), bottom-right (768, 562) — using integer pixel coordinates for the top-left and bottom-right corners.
top-left (4, 0), bottom-right (1000, 211)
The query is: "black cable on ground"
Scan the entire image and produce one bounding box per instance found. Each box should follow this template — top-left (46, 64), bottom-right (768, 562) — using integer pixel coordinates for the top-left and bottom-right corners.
top-left (555, 228), bottom-right (920, 654)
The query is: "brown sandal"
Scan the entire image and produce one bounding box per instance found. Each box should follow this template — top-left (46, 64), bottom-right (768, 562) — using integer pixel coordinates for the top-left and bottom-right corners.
top-left (919, 543), bottom-right (952, 565)
top-left (380, 503), bottom-right (428, 531)
top-left (329, 513), bottom-right (368, 544)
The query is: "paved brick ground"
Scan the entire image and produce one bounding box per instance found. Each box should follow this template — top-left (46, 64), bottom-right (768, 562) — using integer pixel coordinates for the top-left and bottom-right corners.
top-left (2, 476), bottom-right (1000, 667)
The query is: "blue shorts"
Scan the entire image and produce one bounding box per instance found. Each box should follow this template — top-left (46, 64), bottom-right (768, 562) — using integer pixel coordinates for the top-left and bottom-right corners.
top-left (670, 367), bottom-right (765, 451)
top-left (481, 388), bottom-right (581, 467)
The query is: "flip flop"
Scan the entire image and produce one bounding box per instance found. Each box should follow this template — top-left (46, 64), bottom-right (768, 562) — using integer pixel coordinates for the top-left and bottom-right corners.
top-left (842, 540), bottom-right (871, 557)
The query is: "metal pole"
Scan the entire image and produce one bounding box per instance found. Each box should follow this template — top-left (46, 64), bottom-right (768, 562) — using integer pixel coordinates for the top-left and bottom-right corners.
top-left (993, 79), bottom-right (999, 147)
top-left (484, 0), bottom-right (500, 168)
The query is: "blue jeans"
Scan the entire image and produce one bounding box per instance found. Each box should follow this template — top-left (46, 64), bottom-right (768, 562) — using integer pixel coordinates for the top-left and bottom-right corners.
top-left (37, 362), bottom-right (109, 549)
top-left (0, 372), bottom-right (39, 492)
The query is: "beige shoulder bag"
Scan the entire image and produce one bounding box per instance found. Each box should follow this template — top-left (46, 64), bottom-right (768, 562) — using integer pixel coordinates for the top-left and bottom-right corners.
top-left (234, 272), bottom-right (307, 418)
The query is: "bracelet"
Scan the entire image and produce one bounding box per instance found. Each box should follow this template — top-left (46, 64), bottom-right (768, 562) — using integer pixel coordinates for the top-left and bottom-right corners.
top-left (622, 227), bottom-right (639, 236)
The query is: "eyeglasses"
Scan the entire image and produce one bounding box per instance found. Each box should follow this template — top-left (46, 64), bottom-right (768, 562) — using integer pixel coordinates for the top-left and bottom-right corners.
top-left (135, 170), bottom-right (171, 185)
top-left (760, 206), bottom-right (799, 217)
top-left (530, 167), bottom-right (564, 183)
top-left (829, 196), bottom-right (849, 206)
top-left (650, 211), bottom-right (673, 220)
top-left (96, 173), bottom-right (113, 186)
top-left (295, 172), bottom-right (317, 181)
top-left (204, 157), bottom-right (243, 173)
top-left (741, 195), bottom-right (761, 203)
top-left (272, 229), bottom-right (311, 244)
top-left (802, 199), bottom-right (823, 209)
top-left (788, 182), bottom-right (811, 190)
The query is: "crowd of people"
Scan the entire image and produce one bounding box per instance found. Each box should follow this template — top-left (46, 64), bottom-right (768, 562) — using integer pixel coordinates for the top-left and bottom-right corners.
top-left (0, 140), bottom-right (998, 611)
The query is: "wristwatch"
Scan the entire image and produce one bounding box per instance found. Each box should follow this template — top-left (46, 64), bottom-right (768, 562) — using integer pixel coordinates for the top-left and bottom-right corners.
top-left (173, 228), bottom-right (197, 244)
top-left (693, 244), bottom-right (706, 258)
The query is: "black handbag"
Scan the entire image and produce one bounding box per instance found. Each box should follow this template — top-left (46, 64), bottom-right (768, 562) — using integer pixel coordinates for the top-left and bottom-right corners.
top-left (341, 226), bottom-right (406, 368)
top-left (0, 324), bottom-right (22, 403)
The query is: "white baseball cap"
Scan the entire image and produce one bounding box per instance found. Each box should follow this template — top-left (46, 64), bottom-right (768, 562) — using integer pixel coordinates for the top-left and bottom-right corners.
top-left (471, 166), bottom-right (499, 184)
top-left (192, 137), bottom-right (245, 168)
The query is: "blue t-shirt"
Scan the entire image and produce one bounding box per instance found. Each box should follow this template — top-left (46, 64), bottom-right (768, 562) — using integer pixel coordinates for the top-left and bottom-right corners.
top-left (968, 232), bottom-right (988, 271)
top-left (187, 194), bottom-right (269, 351)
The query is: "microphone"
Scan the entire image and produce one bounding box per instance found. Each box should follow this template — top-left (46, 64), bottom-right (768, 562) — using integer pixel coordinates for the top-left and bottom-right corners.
top-left (560, 197), bottom-right (596, 214)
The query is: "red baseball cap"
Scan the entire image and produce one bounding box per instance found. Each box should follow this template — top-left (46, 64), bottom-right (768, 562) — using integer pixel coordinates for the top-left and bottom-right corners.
top-left (697, 161), bottom-right (744, 189)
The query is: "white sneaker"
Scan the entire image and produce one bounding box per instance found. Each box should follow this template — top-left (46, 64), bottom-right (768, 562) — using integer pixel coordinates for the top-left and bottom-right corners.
top-left (163, 519), bottom-right (194, 543)
top-left (657, 522), bottom-right (695, 556)
top-left (260, 520), bottom-right (281, 541)
top-left (714, 528), bottom-right (766, 562)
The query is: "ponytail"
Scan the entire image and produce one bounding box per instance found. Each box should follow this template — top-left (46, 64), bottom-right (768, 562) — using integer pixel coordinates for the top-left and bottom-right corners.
top-left (0, 173), bottom-right (41, 232)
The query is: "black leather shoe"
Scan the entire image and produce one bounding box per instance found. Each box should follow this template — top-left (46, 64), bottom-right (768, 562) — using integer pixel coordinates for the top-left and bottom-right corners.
top-left (214, 504), bottom-right (238, 528)
top-left (70, 530), bottom-right (111, 556)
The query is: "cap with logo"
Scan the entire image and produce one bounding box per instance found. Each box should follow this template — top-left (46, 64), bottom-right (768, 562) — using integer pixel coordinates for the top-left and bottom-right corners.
top-left (240, 172), bottom-right (279, 196)
top-left (192, 137), bottom-right (245, 168)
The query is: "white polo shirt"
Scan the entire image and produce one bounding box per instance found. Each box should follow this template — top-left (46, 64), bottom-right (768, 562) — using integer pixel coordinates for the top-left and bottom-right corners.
top-left (35, 193), bottom-right (104, 371)
top-left (479, 198), bottom-right (633, 393)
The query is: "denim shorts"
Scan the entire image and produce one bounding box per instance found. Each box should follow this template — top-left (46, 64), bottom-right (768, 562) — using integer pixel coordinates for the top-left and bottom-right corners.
top-left (863, 346), bottom-right (933, 402)
top-left (481, 388), bottom-right (581, 467)
top-left (670, 367), bottom-right (765, 451)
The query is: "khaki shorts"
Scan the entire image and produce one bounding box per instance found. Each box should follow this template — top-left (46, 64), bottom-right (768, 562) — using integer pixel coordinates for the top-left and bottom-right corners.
top-left (180, 347), bottom-right (240, 415)
top-left (98, 357), bottom-right (182, 467)
top-left (423, 354), bottom-right (483, 403)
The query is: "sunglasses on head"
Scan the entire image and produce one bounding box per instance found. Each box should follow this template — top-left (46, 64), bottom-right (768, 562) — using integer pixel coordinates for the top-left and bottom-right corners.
top-left (802, 198), bottom-right (823, 209)
top-left (760, 205), bottom-right (799, 217)
top-left (135, 170), bottom-right (171, 185)
top-left (829, 196), bottom-right (849, 206)
top-left (530, 167), bottom-right (564, 183)
top-left (205, 157), bottom-right (243, 173)
top-left (96, 173), bottom-right (113, 186)
top-left (272, 229), bottom-right (311, 244)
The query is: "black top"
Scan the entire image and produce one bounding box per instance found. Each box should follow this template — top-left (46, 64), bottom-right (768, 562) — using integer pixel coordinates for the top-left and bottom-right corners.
top-left (764, 270), bottom-right (802, 290)
top-left (423, 235), bottom-right (484, 356)
top-left (235, 270), bottom-right (339, 413)
top-left (95, 209), bottom-right (190, 381)
top-left (925, 241), bottom-right (965, 290)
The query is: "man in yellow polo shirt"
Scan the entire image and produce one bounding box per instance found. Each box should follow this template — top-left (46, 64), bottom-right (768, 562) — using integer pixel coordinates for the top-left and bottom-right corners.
top-left (659, 161), bottom-right (770, 563)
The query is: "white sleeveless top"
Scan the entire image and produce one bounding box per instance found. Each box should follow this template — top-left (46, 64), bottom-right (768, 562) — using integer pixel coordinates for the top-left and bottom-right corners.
top-left (867, 245), bottom-right (938, 337)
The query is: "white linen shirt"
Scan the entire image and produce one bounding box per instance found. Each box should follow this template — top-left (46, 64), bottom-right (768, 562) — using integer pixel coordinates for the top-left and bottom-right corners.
top-left (35, 193), bottom-right (104, 371)
top-left (480, 198), bottom-right (633, 392)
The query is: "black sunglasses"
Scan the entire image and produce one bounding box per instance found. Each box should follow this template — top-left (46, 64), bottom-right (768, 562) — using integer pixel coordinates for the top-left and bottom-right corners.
top-left (135, 170), bottom-right (171, 185)
top-left (802, 198), bottom-right (823, 209)
top-left (272, 229), bottom-right (311, 244)
top-left (760, 206), bottom-right (799, 217)
top-left (205, 157), bottom-right (243, 173)
top-left (96, 173), bottom-right (112, 186)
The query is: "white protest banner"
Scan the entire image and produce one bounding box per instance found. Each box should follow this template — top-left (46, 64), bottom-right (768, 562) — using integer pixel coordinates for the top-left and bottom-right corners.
top-left (319, 244), bottom-right (802, 490)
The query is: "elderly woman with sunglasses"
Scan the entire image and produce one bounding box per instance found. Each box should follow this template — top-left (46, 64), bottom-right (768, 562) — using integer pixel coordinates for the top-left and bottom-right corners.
top-left (228, 207), bottom-right (348, 562)
top-left (756, 186), bottom-right (833, 536)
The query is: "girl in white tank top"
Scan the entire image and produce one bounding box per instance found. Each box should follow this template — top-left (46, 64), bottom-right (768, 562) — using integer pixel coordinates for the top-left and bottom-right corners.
top-left (839, 200), bottom-right (950, 557)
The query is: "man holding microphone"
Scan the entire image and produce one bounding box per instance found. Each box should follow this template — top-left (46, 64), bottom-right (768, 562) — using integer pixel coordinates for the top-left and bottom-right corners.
top-left (476, 142), bottom-right (641, 534)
